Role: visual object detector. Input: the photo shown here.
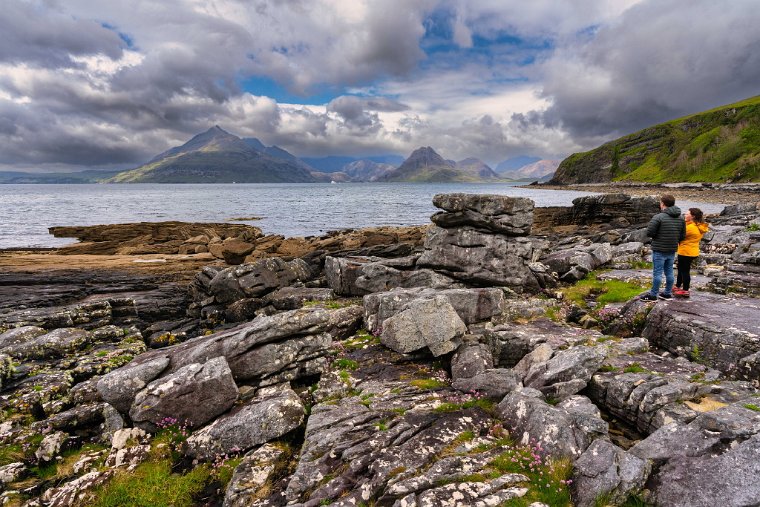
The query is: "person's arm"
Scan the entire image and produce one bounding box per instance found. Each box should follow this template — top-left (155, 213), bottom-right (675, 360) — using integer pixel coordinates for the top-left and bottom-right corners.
top-left (679, 220), bottom-right (686, 242)
top-left (646, 215), bottom-right (660, 238)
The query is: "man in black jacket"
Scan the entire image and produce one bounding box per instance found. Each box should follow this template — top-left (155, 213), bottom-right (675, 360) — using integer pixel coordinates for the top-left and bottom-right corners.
top-left (641, 194), bottom-right (686, 301)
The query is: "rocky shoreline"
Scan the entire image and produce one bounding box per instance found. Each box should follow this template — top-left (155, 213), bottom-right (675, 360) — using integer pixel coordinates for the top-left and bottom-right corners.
top-left (529, 182), bottom-right (760, 205)
top-left (1, 193), bottom-right (760, 506)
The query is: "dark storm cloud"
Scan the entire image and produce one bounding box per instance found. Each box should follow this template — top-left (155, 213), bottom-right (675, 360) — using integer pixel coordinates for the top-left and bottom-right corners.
top-left (327, 95), bottom-right (408, 129)
top-left (538, 0), bottom-right (760, 144)
top-left (0, 1), bottom-right (124, 67)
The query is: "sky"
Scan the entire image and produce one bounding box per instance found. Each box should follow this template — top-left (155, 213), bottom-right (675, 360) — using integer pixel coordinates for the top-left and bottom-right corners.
top-left (1, 0), bottom-right (759, 172)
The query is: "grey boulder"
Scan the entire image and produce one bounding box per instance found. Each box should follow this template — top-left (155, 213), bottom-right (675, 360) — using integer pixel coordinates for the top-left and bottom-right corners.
top-left (572, 439), bottom-right (650, 507)
top-left (130, 356), bottom-right (238, 430)
top-left (380, 296), bottom-right (466, 357)
top-left (187, 387), bottom-right (304, 460)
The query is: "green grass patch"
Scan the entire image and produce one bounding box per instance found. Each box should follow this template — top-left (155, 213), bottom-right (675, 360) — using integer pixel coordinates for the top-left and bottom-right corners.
top-left (333, 358), bottom-right (358, 371)
top-left (0, 443), bottom-right (24, 466)
top-left (89, 460), bottom-right (211, 507)
top-left (747, 223), bottom-right (760, 232)
top-left (623, 363), bottom-right (650, 374)
top-left (492, 450), bottom-right (573, 506)
top-left (561, 273), bottom-right (646, 309)
top-left (434, 398), bottom-right (495, 414)
top-left (743, 404), bottom-right (760, 412)
top-left (410, 378), bottom-right (448, 390)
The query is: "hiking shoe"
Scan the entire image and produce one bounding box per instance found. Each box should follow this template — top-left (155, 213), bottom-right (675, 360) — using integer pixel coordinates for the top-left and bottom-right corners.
top-left (674, 289), bottom-right (690, 298)
top-left (658, 292), bottom-right (673, 300)
top-left (639, 293), bottom-right (658, 301)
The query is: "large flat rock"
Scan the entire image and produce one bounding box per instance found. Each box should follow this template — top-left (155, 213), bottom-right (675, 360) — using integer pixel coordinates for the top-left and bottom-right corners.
top-left (642, 293), bottom-right (760, 381)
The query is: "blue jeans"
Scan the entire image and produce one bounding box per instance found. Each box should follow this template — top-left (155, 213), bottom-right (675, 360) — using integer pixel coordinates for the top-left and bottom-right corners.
top-left (650, 250), bottom-right (675, 296)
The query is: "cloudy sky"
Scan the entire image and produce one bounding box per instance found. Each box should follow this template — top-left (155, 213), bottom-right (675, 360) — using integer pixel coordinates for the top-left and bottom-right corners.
top-left (2, 0), bottom-right (759, 172)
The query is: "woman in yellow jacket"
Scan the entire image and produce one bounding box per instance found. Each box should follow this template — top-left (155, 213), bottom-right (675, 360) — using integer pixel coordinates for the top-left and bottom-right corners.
top-left (674, 208), bottom-right (709, 297)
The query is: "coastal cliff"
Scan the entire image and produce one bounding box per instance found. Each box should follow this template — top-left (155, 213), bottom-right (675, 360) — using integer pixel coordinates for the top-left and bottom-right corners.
top-left (551, 95), bottom-right (760, 184)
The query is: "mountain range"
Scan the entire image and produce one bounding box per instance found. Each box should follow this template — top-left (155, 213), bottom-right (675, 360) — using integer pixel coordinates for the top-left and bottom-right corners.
top-left (105, 129), bottom-right (523, 184)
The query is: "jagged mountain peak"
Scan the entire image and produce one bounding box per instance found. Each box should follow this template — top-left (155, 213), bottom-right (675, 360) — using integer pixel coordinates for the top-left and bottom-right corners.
top-left (404, 146), bottom-right (452, 168)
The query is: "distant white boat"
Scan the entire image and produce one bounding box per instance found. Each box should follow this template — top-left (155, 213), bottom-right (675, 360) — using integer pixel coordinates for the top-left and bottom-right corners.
top-left (330, 180), bottom-right (337, 184)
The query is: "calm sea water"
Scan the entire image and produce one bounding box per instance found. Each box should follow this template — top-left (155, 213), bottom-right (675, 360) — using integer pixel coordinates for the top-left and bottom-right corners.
top-left (0, 183), bottom-right (727, 249)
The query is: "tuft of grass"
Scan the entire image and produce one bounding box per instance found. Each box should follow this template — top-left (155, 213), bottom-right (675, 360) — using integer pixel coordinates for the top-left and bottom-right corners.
top-left (89, 460), bottom-right (211, 507)
top-left (410, 378), bottom-right (448, 390)
top-left (333, 358), bottom-right (359, 371)
top-left (0, 443), bottom-right (24, 466)
top-left (598, 364), bottom-right (619, 373)
top-left (747, 223), bottom-right (760, 232)
top-left (623, 363), bottom-right (650, 374)
top-left (743, 403), bottom-right (760, 412)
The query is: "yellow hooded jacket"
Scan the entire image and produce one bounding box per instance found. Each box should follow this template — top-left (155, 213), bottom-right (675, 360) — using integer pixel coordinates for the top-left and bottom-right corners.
top-left (677, 222), bottom-right (709, 257)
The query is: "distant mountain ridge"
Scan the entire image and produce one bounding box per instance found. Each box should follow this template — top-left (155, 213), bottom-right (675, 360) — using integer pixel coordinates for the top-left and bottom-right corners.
top-left (499, 159), bottom-right (559, 181)
top-left (496, 156), bottom-right (541, 174)
top-left (551, 95), bottom-right (760, 183)
top-left (303, 155), bottom-right (404, 173)
top-left (108, 126), bottom-right (316, 183)
top-left (380, 147), bottom-right (502, 182)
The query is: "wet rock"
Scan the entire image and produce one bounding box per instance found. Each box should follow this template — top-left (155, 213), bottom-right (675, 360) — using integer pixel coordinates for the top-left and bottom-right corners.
top-left (130, 356), bottom-right (238, 431)
top-left (572, 439), bottom-right (650, 507)
top-left (186, 387), bottom-right (304, 460)
top-left (380, 296), bottom-right (466, 357)
top-left (430, 193), bottom-right (534, 235)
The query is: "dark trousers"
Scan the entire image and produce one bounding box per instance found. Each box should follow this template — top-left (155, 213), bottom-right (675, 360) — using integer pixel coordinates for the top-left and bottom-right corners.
top-left (676, 255), bottom-right (697, 290)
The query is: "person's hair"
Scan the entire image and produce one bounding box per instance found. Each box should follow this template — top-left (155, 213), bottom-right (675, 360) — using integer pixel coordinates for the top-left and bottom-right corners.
top-left (660, 194), bottom-right (676, 207)
top-left (689, 207), bottom-right (705, 223)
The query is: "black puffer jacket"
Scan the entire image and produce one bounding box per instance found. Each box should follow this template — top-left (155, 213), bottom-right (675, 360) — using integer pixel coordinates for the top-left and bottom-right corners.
top-left (647, 205), bottom-right (686, 252)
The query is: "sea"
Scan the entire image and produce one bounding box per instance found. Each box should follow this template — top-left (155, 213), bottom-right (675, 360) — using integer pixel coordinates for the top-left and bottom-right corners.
top-left (0, 183), bottom-right (728, 249)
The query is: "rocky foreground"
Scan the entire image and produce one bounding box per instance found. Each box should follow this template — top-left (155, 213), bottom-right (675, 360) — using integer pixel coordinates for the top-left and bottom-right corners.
top-left (1, 193), bottom-right (760, 507)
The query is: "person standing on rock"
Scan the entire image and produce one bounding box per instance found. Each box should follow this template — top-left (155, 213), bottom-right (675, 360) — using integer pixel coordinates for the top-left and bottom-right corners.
top-left (640, 194), bottom-right (686, 301)
top-left (673, 208), bottom-right (709, 298)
